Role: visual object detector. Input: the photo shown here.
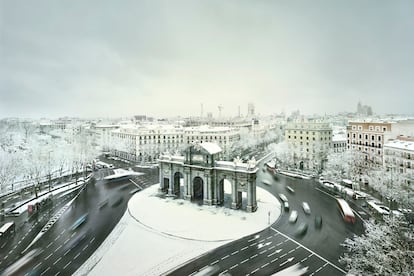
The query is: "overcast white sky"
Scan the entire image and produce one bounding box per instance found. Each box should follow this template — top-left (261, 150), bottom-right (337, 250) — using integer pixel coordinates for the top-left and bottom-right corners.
top-left (1, 1), bottom-right (413, 119)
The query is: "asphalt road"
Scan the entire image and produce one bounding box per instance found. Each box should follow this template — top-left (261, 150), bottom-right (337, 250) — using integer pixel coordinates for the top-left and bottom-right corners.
top-left (0, 164), bottom-right (158, 276)
top-left (169, 168), bottom-right (366, 276)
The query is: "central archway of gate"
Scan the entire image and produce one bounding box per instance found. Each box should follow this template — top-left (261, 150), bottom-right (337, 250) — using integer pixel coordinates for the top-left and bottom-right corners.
top-left (159, 142), bottom-right (262, 212)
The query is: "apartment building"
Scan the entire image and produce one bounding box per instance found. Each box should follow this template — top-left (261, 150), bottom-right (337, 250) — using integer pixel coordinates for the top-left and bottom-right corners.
top-left (183, 125), bottom-right (240, 157)
top-left (110, 124), bottom-right (240, 163)
top-left (383, 135), bottom-right (414, 185)
top-left (285, 120), bottom-right (332, 171)
top-left (346, 121), bottom-right (392, 167)
top-left (111, 125), bottom-right (185, 163)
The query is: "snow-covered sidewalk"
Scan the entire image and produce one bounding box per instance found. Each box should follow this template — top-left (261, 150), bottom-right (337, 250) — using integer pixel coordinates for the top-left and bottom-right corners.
top-left (75, 184), bottom-right (281, 275)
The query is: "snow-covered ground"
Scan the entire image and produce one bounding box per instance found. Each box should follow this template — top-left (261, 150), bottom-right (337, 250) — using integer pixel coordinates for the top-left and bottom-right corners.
top-left (75, 184), bottom-right (281, 276)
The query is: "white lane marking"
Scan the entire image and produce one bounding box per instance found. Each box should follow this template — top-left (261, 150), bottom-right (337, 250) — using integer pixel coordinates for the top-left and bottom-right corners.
top-left (266, 236), bottom-right (272, 240)
top-left (261, 262), bottom-right (269, 269)
top-left (74, 252), bottom-right (81, 259)
top-left (250, 254), bottom-right (258, 259)
top-left (64, 238), bottom-right (70, 244)
top-left (300, 253), bottom-right (313, 263)
top-left (53, 257), bottom-right (62, 265)
top-left (64, 249), bottom-right (71, 256)
top-left (241, 246), bottom-right (248, 251)
top-left (251, 267), bottom-right (260, 274)
top-left (54, 235), bottom-right (60, 241)
top-left (55, 272), bottom-right (61, 276)
top-left (248, 235), bottom-right (260, 242)
top-left (33, 262), bottom-right (42, 270)
top-left (210, 260), bottom-right (219, 265)
top-left (280, 253), bottom-right (287, 258)
top-left (310, 262), bottom-right (328, 276)
top-left (270, 227), bottom-right (347, 274)
top-left (40, 267), bottom-right (50, 276)
top-left (259, 239), bottom-right (265, 243)
top-left (268, 245), bottom-right (275, 250)
top-left (63, 261), bottom-right (71, 270)
top-left (240, 258), bottom-right (249, 264)
top-left (45, 253), bottom-right (53, 260)
top-left (231, 250), bottom-right (239, 255)
top-left (259, 249), bottom-right (267, 255)
top-left (267, 249), bottom-right (283, 258)
top-left (71, 232), bottom-right (76, 238)
top-left (54, 245), bottom-right (62, 252)
top-left (82, 244), bottom-right (89, 251)
top-left (221, 254), bottom-right (229, 260)
top-left (89, 237), bottom-right (96, 244)
top-left (249, 242), bottom-right (257, 247)
top-left (230, 264), bottom-right (239, 270)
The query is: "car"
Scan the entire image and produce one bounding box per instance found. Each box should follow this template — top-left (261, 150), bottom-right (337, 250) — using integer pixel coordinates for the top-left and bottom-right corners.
top-left (286, 186), bottom-right (295, 193)
top-left (295, 222), bottom-right (308, 237)
top-left (284, 201), bottom-right (289, 211)
top-left (315, 215), bottom-right (322, 229)
top-left (262, 179), bottom-right (271, 185)
top-left (279, 193), bottom-right (288, 202)
top-left (289, 210), bottom-right (298, 223)
top-left (302, 202), bottom-right (311, 214)
top-left (352, 191), bottom-right (367, 200)
top-left (98, 199), bottom-right (109, 209)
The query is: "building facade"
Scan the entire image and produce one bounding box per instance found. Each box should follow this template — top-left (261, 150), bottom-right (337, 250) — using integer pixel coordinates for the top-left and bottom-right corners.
top-left (383, 136), bottom-right (414, 186)
top-left (284, 120), bottom-right (332, 172)
top-left (346, 121), bottom-right (393, 167)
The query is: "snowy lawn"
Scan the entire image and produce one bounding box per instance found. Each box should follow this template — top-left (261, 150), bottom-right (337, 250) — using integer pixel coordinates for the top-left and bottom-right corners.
top-left (76, 184), bottom-right (281, 276)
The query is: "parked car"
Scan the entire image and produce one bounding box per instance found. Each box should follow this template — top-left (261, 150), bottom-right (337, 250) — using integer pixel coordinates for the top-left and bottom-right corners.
top-left (352, 191), bottom-right (368, 200)
top-left (289, 210), bottom-right (298, 223)
top-left (302, 202), bottom-right (311, 214)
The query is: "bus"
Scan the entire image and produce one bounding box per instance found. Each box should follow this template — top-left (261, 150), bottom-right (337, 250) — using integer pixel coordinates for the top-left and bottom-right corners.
top-left (336, 198), bottom-right (355, 224)
top-left (0, 221), bottom-right (15, 238)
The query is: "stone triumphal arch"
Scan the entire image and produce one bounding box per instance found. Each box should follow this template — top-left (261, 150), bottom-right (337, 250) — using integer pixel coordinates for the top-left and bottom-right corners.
top-left (158, 142), bottom-right (258, 212)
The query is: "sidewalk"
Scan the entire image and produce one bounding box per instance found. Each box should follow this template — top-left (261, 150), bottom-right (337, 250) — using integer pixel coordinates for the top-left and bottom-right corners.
top-left (75, 184), bottom-right (281, 276)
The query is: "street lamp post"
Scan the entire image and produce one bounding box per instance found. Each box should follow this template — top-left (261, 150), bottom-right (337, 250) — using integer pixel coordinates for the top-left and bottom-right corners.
top-left (48, 150), bottom-right (53, 192)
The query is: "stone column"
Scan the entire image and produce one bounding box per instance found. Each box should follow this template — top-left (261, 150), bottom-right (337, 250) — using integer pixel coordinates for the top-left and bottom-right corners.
top-left (204, 172), bottom-right (213, 205)
top-left (246, 175), bottom-right (257, 212)
top-left (231, 176), bottom-right (239, 209)
top-left (184, 167), bottom-right (192, 201)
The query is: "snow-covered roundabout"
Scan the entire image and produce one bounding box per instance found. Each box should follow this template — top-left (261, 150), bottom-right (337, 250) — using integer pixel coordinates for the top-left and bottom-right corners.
top-left (75, 184), bottom-right (281, 276)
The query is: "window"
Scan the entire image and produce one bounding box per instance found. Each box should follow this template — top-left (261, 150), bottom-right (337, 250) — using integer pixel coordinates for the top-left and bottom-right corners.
top-left (372, 135), bottom-right (375, 140)
top-left (359, 134), bottom-right (362, 139)
top-left (365, 134), bottom-right (368, 140)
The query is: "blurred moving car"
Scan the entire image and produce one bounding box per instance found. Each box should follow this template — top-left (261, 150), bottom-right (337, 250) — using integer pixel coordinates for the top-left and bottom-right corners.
top-left (286, 186), bottom-right (295, 193)
top-left (262, 179), bottom-right (271, 185)
top-left (315, 215), bottom-right (322, 229)
top-left (279, 194), bottom-right (288, 202)
top-left (302, 202), bottom-right (311, 214)
top-left (295, 222), bottom-right (308, 237)
top-left (289, 210), bottom-right (298, 223)
top-left (283, 201), bottom-right (289, 211)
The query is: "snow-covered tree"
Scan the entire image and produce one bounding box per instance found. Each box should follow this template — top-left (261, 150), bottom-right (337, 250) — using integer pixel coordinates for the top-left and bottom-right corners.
top-left (340, 216), bottom-right (414, 275)
top-left (323, 149), bottom-right (367, 182)
top-left (367, 168), bottom-right (414, 209)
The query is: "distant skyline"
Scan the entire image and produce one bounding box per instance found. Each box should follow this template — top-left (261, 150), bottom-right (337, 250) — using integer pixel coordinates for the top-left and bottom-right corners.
top-left (1, 1), bottom-right (414, 119)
